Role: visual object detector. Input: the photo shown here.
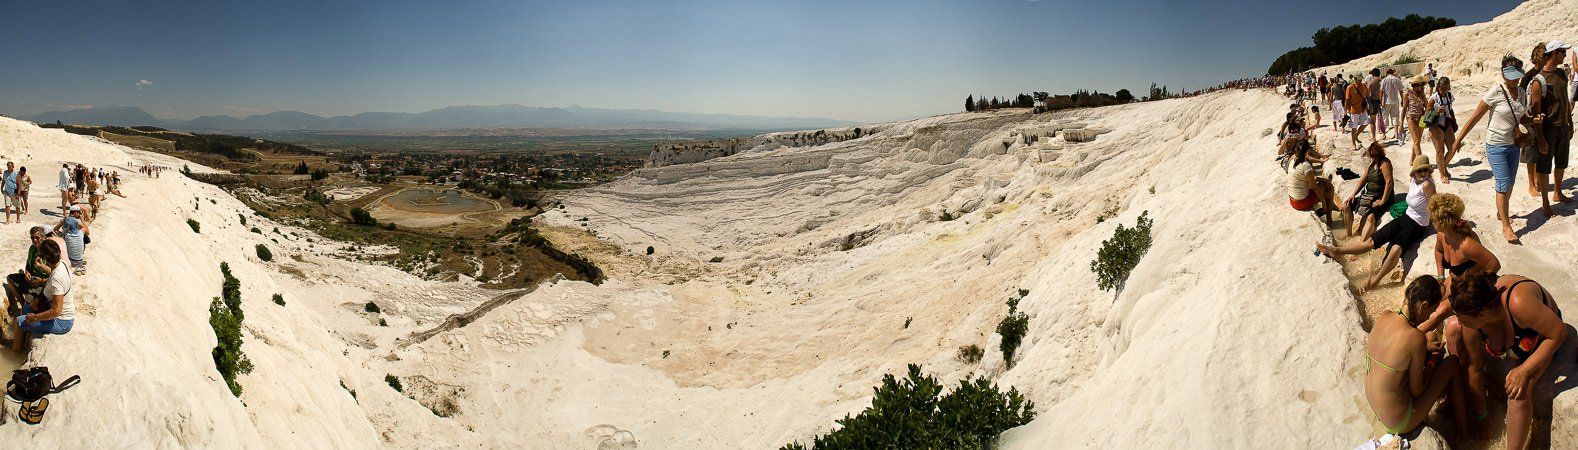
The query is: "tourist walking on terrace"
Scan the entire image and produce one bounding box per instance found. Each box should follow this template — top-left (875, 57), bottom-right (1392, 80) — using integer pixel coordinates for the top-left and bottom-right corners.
top-left (18, 166), bottom-right (31, 216)
top-left (1341, 142), bottom-right (1394, 241)
top-left (1348, 75), bottom-right (1371, 149)
top-left (1527, 40), bottom-right (1573, 208)
top-left (1317, 155), bottom-right (1436, 293)
top-left (2, 162), bottom-right (17, 224)
top-left (1404, 75), bottom-right (1431, 160)
top-left (1444, 272), bottom-right (1566, 450)
top-left (1382, 69), bottom-right (1405, 144)
top-left (56, 163), bottom-right (71, 212)
top-left (1367, 68), bottom-right (1384, 141)
top-left (1428, 78), bottom-right (1460, 183)
top-left (1365, 276), bottom-right (1459, 437)
top-left (10, 239), bottom-right (74, 351)
top-left (1455, 56), bottom-right (1532, 243)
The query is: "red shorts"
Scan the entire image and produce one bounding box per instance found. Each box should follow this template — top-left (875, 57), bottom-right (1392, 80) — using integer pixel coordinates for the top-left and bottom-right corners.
top-left (1290, 191), bottom-right (1317, 211)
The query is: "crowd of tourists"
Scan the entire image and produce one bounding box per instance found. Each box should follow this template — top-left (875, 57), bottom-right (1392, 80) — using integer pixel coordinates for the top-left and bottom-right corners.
top-left (0, 160), bottom-right (123, 351)
top-left (1277, 40), bottom-right (1575, 448)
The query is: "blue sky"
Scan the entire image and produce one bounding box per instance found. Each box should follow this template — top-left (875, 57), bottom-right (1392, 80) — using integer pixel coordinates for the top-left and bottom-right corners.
top-left (0, 0), bottom-right (1521, 122)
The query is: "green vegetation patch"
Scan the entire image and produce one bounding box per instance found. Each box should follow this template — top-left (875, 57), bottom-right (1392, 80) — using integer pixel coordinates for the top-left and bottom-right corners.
top-left (211, 262), bottom-right (252, 397)
top-left (1091, 211), bottom-right (1153, 292)
top-left (781, 364), bottom-right (1035, 450)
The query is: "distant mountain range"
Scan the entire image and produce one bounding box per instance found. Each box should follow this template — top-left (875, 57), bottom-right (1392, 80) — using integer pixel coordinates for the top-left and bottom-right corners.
top-left (24, 105), bottom-right (857, 132)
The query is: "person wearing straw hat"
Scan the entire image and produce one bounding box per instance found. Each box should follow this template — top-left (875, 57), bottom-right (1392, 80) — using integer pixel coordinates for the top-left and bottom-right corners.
top-left (1317, 154), bottom-right (1437, 293)
top-left (1528, 39), bottom-right (1573, 207)
top-left (1455, 55), bottom-right (1532, 243)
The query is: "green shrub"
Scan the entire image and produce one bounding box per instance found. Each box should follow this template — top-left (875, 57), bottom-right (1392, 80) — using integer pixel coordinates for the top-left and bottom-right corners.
top-left (210, 263), bottom-right (251, 397)
top-left (220, 262), bottom-right (242, 319)
top-left (386, 374), bottom-right (403, 393)
top-left (250, 227), bottom-right (261, 234)
top-left (272, 293), bottom-right (285, 306)
top-left (940, 211), bottom-right (955, 222)
top-left (350, 207), bottom-right (376, 226)
top-left (957, 345), bottom-right (984, 364)
top-left (646, 246), bottom-right (655, 255)
top-left (365, 302), bottom-right (381, 313)
top-left (303, 186), bottom-right (331, 204)
top-left (255, 244), bottom-right (273, 262)
top-left (1390, 53), bottom-right (1422, 65)
top-left (188, 219), bottom-right (201, 233)
top-left (1090, 211), bottom-right (1153, 291)
top-left (780, 364), bottom-right (1034, 450)
top-left (238, 214), bottom-right (247, 226)
top-left (997, 291), bottom-right (1030, 368)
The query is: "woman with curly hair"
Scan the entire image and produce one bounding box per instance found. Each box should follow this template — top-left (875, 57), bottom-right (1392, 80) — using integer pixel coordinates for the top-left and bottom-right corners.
top-left (1444, 272), bottom-right (1566, 449)
top-left (1415, 194), bottom-right (1501, 332)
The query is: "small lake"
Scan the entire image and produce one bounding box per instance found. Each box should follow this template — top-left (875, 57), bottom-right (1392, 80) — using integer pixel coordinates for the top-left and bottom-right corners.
top-left (383, 189), bottom-right (493, 214)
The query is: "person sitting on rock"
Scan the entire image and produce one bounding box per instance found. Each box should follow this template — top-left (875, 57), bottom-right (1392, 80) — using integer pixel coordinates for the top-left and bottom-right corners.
top-left (11, 239), bottom-right (74, 351)
top-left (1444, 272), bottom-right (1566, 450)
top-left (1365, 276), bottom-right (1459, 437)
top-left (1317, 155), bottom-right (1436, 292)
top-left (54, 205), bottom-right (89, 275)
top-left (1286, 139), bottom-right (1335, 219)
top-left (4, 227), bottom-right (61, 318)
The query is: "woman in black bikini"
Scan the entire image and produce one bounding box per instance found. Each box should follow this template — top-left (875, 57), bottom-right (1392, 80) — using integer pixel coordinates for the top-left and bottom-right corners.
top-left (1444, 272), bottom-right (1566, 450)
top-left (1417, 194), bottom-right (1501, 332)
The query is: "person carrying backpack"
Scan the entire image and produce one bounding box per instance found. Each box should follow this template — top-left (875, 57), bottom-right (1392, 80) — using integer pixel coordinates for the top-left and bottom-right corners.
top-left (1528, 40), bottom-right (1573, 208)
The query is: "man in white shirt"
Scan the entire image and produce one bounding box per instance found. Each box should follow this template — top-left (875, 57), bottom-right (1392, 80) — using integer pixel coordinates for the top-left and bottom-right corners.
top-left (57, 163), bottom-right (72, 212)
top-left (1381, 69), bottom-right (1406, 143)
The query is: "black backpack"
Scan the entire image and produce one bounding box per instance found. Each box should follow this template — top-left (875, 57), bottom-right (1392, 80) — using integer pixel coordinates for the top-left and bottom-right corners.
top-left (5, 367), bottom-right (79, 425)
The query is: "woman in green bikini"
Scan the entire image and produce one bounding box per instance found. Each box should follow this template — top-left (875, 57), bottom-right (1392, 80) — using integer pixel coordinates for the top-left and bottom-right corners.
top-left (1365, 276), bottom-right (1460, 436)
top-left (1444, 272), bottom-right (1566, 450)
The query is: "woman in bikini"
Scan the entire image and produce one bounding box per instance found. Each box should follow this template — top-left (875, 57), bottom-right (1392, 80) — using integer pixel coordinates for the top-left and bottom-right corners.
top-left (1445, 272), bottom-right (1567, 450)
top-left (1415, 193), bottom-right (1501, 332)
top-left (1365, 276), bottom-right (1460, 437)
top-left (1341, 142), bottom-right (1394, 240)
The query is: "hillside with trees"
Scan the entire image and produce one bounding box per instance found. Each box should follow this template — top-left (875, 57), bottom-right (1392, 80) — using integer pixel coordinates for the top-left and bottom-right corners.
top-left (966, 89), bottom-right (1137, 114)
top-left (1266, 14), bottom-right (1455, 75)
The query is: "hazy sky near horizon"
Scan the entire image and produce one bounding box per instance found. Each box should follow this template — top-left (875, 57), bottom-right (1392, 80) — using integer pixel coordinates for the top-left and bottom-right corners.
top-left (0, 0), bottom-right (1522, 122)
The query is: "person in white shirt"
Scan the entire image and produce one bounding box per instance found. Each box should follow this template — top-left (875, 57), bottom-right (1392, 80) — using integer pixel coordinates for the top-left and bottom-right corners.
top-left (11, 239), bottom-right (73, 351)
top-left (1454, 56), bottom-right (1531, 243)
top-left (1381, 69), bottom-right (1406, 143)
top-left (57, 163), bottom-right (71, 212)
